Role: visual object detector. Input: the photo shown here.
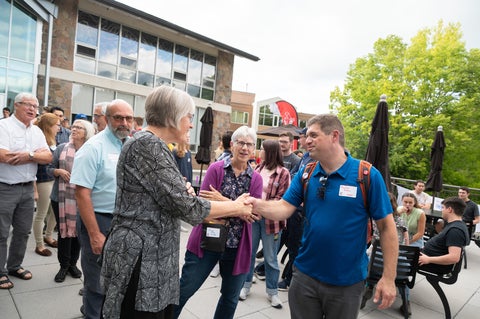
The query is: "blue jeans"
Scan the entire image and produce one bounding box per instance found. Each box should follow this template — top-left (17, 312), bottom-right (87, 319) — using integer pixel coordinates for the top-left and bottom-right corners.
top-left (243, 219), bottom-right (282, 295)
top-left (77, 213), bottom-right (112, 319)
top-left (174, 248), bottom-right (246, 319)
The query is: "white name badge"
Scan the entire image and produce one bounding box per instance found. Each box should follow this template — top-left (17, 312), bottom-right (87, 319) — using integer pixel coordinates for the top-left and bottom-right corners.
top-left (206, 227), bottom-right (221, 238)
top-left (339, 185), bottom-right (357, 198)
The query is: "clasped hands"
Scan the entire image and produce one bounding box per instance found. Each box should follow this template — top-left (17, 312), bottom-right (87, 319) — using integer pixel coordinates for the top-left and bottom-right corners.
top-left (199, 185), bottom-right (260, 223)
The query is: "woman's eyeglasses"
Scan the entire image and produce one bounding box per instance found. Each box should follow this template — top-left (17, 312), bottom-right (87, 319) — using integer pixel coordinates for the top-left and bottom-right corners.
top-left (317, 176), bottom-right (328, 199)
top-left (71, 125), bottom-right (86, 130)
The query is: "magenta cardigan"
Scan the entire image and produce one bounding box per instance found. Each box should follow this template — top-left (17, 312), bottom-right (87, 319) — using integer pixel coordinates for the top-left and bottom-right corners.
top-left (186, 160), bottom-right (263, 275)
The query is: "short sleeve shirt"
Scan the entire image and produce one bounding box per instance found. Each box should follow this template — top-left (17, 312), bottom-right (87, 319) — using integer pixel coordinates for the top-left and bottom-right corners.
top-left (0, 115), bottom-right (49, 183)
top-left (70, 127), bottom-right (123, 213)
top-left (282, 154), bottom-right (392, 286)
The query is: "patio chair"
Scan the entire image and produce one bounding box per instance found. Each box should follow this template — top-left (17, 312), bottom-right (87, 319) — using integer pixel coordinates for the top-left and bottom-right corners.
top-left (417, 248), bottom-right (464, 319)
top-left (366, 242), bottom-right (420, 319)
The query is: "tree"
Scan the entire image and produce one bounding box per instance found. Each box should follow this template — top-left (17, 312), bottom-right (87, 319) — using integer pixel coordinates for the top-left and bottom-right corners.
top-left (332, 21), bottom-right (480, 187)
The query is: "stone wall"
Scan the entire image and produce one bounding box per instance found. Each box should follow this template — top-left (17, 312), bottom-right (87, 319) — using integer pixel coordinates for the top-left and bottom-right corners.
top-left (214, 51), bottom-right (234, 106)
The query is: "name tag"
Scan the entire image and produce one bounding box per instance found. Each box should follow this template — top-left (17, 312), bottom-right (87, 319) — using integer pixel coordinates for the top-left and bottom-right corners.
top-left (206, 227), bottom-right (221, 238)
top-left (339, 185), bottom-right (357, 198)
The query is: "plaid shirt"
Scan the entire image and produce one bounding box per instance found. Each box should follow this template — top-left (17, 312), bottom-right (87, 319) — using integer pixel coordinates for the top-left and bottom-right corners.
top-left (256, 162), bottom-right (291, 234)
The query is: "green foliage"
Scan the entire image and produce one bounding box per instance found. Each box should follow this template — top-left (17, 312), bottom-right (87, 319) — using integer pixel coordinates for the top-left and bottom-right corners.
top-left (332, 21), bottom-right (480, 187)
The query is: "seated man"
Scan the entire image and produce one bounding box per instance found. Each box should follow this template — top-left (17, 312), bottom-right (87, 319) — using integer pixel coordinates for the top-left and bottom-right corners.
top-left (419, 197), bottom-right (469, 275)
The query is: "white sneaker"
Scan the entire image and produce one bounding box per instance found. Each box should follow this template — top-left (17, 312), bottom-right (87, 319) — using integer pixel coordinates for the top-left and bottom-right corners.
top-left (209, 263), bottom-right (220, 278)
top-left (239, 288), bottom-right (250, 300)
top-left (268, 294), bottom-right (283, 309)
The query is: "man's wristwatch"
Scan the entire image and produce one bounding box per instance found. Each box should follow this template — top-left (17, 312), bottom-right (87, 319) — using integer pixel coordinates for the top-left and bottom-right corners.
top-left (29, 151), bottom-right (34, 160)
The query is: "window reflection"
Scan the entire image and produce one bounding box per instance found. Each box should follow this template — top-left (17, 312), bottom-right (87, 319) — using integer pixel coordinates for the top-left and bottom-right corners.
top-left (157, 39), bottom-right (173, 78)
top-left (99, 19), bottom-right (120, 64)
top-left (138, 32), bottom-right (156, 72)
top-left (188, 49), bottom-right (202, 86)
top-left (77, 12), bottom-right (99, 47)
top-left (174, 44), bottom-right (188, 73)
top-left (121, 26), bottom-right (138, 68)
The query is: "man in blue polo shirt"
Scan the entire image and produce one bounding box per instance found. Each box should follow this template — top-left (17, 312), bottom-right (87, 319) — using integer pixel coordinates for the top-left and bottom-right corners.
top-left (247, 114), bottom-right (398, 319)
top-left (70, 99), bottom-right (133, 319)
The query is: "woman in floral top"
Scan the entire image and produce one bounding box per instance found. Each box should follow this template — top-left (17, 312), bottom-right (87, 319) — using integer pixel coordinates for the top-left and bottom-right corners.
top-left (175, 126), bottom-right (263, 319)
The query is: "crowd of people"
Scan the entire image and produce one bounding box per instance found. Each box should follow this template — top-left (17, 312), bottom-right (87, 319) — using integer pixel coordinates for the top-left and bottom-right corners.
top-left (0, 89), bottom-right (478, 319)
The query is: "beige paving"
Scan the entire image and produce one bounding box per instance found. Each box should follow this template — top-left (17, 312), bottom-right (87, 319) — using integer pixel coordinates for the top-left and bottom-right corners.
top-left (1, 223), bottom-right (479, 318)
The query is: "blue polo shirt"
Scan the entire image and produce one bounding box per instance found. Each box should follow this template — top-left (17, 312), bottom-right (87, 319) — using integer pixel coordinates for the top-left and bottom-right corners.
top-left (70, 127), bottom-right (123, 213)
top-left (283, 153), bottom-right (392, 286)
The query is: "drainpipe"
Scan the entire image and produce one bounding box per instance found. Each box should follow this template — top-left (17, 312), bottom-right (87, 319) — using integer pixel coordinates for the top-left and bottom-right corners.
top-left (43, 13), bottom-right (53, 106)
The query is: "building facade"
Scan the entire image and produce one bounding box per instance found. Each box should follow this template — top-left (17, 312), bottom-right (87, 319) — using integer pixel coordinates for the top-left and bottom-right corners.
top-left (1, 0), bottom-right (258, 162)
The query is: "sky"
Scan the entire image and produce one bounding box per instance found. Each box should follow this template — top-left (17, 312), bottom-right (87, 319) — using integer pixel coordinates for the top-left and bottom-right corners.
top-left (116, 0), bottom-right (480, 115)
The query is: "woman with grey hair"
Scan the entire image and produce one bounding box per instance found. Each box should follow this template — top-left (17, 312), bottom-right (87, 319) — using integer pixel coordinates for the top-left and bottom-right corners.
top-left (100, 86), bottom-right (256, 319)
top-left (48, 119), bottom-right (95, 282)
top-left (174, 125), bottom-right (263, 319)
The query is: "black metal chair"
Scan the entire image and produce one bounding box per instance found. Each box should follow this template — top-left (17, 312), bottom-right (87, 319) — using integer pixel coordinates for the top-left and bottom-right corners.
top-left (417, 249), bottom-right (464, 319)
top-left (366, 242), bottom-right (420, 319)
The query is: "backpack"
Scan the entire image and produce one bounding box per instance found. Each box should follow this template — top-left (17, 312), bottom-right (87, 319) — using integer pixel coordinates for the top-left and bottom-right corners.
top-left (301, 160), bottom-right (373, 245)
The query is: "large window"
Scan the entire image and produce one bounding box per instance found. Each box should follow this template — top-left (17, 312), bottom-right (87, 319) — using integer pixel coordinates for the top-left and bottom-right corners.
top-left (258, 105), bottom-right (280, 127)
top-left (231, 110), bottom-right (249, 124)
top-left (75, 11), bottom-right (217, 101)
top-left (0, 0), bottom-right (38, 111)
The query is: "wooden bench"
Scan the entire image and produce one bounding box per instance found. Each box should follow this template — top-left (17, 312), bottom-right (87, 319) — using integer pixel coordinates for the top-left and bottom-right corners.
top-left (417, 249), bottom-right (464, 319)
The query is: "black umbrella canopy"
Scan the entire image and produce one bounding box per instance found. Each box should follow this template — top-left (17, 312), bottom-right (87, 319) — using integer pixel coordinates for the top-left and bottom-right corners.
top-left (195, 106), bottom-right (214, 165)
top-left (257, 124), bottom-right (300, 139)
top-left (426, 126), bottom-right (446, 192)
top-left (365, 95), bottom-right (391, 191)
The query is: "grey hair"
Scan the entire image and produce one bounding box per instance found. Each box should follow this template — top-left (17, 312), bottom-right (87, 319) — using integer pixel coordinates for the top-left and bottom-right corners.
top-left (144, 86), bottom-right (195, 129)
top-left (231, 125), bottom-right (257, 144)
top-left (74, 119), bottom-right (95, 141)
top-left (307, 114), bottom-right (345, 147)
top-left (15, 92), bottom-right (38, 104)
top-left (94, 102), bottom-right (108, 115)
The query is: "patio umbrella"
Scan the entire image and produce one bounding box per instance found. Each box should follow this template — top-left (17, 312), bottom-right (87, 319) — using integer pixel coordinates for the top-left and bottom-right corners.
top-left (195, 106), bottom-right (214, 187)
top-left (257, 124), bottom-right (300, 139)
top-left (365, 95), bottom-right (391, 191)
top-left (425, 126), bottom-right (446, 212)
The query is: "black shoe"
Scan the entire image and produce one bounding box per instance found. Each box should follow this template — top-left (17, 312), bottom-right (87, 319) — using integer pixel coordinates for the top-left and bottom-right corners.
top-left (360, 287), bottom-right (374, 309)
top-left (278, 279), bottom-right (289, 291)
top-left (80, 304), bottom-right (86, 317)
top-left (256, 249), bottom-right (264, 259)
top-left (54, 267), bottom-right (69, 282)
top-left (68, 265), bottom-right (82, 278)
top-left (254, 269), bottom-right (266, 280)
top-left (399, 301), bottom-right (411, 316)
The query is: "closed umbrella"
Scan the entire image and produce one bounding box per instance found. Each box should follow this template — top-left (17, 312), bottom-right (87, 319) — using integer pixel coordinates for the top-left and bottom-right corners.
top-left (195, 106), bottom-right (214, 187)
top-left (425, 126), bottom-right (446, 212)
top-left (365, 95), bottom-right (391, 191)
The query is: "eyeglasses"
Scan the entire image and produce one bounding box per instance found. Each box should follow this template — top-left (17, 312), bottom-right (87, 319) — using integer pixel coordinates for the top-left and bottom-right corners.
top-left (109, 115), bottom-right (134, 122)
top-left (235, 141), bottom-right (255, 149)
top-left (188, 113), bottom-right (194, 123)
top-left (71, 125), bottom-right (86, 130)
top-left (317, 176), bottom-right (328, 200)
top-left (17, 101), bottom-right (39, 109)
top-left (93, 113), bottom-right (104, 118)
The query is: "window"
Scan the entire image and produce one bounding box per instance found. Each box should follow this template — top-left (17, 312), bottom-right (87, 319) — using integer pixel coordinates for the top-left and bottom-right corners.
top-left (74, 11), bottom-right (216, 101)
top-left (258, 105), bottom-right (280, 126)
top-left (231, 110), bottom-right (249, 124)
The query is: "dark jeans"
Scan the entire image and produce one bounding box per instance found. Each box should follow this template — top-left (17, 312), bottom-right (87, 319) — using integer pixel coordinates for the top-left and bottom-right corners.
top-left (281, 209), bottom-right (304, 284)
top-left (78, 212), bottom-right (112, 319)
top-left (51, 200), bottom-right (81, 269)
top-left (174, 248), bottom-right (246, 319)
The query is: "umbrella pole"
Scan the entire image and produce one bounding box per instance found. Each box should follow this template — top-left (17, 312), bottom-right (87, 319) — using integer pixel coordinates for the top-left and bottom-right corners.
top-left (198, 164), bottom-right (204, 191)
